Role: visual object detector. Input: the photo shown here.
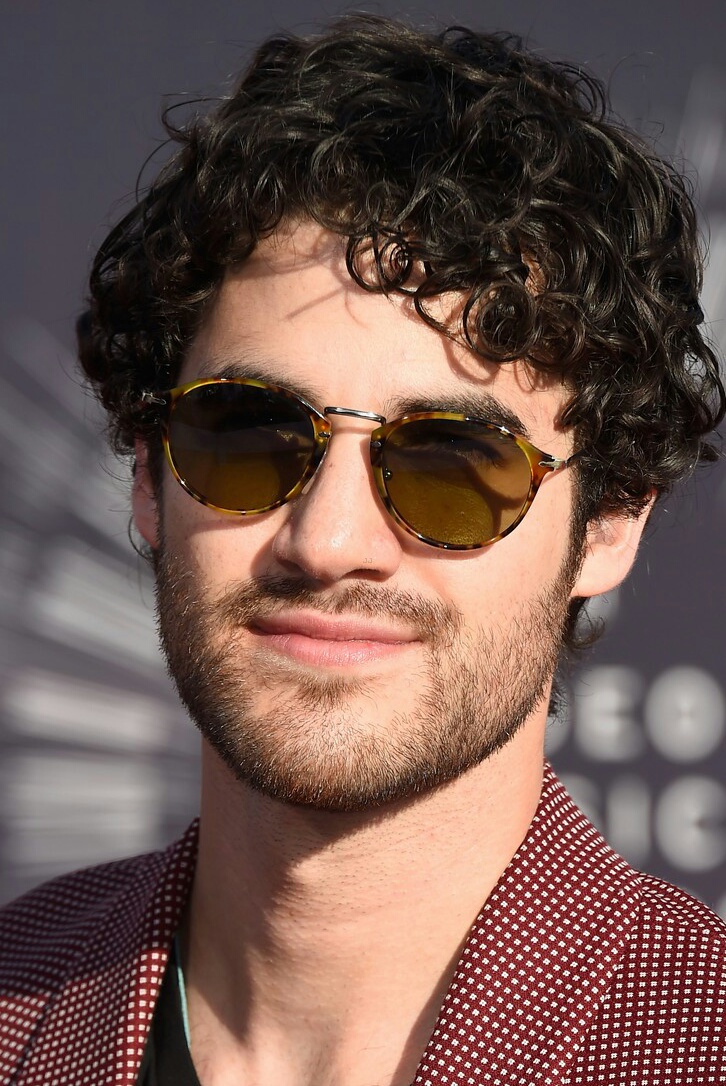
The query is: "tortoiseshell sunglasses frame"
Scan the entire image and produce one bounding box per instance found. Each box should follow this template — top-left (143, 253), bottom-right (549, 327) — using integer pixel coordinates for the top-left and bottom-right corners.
top-left (139, 376), bottom-right (579, 551)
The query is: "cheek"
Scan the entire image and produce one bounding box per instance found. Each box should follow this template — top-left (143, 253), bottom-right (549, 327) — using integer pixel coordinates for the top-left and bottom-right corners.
top-left (521, 468), bottom-right (579, 561)
top-left (159, 480), bottom-right (287, 586)
top-left (432, 477), bottom-right (576, 621)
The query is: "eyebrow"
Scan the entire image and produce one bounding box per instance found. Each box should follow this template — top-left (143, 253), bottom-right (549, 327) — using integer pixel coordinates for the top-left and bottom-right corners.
top-left (198, 355), bottom-right (531, 439)
top-left (389, 393), bottom-right (530, 439)
top-left (200, 358), bottom-right (327, 405)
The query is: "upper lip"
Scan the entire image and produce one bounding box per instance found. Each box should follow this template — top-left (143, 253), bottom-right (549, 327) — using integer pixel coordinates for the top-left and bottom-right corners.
top-left (250, 611), bottom-right (419, 643)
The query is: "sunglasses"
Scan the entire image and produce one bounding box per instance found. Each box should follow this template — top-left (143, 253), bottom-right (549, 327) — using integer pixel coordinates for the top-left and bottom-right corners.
top-left (140, 377), bottom-right (579, 551)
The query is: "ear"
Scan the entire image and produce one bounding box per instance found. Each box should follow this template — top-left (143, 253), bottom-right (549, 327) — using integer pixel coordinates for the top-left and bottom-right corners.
top-left (571, 496), bottom-right (655, 599)
top-left (132, 438), bottom-right (160, 551)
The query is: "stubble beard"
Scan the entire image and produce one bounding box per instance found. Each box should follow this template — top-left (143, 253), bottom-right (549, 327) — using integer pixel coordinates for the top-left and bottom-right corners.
top-left (155, 537), bottom-right (583, 812)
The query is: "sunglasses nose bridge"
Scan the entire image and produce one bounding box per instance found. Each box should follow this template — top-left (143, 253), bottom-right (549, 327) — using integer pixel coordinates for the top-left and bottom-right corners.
top-left (323, 405), bottom-right (387, 425)
top-left (320, 406), bottom-right (388, 480)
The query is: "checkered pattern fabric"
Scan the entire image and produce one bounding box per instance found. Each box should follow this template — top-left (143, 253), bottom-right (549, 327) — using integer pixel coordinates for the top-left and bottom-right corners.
top-left (1, 765), bottom-right (724, 1085)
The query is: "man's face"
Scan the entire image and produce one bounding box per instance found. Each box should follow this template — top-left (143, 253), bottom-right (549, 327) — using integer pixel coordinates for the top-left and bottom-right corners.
top-left (137, 224), bottom-right (589, 811)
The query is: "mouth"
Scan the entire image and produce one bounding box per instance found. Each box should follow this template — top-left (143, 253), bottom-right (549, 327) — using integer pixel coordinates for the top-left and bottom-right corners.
top-left (248, 611), bottom-right (420, 668)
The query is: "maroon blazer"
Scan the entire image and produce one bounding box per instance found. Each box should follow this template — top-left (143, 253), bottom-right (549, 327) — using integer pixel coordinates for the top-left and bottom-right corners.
top-left (1, 765), bottom-right (725, 1085)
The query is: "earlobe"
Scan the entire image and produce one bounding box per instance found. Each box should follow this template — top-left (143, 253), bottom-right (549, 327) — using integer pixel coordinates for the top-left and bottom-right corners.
top-left (131, 438), bottom-right (160, 550)
top-left (571, 496), bottom-right (655, 599)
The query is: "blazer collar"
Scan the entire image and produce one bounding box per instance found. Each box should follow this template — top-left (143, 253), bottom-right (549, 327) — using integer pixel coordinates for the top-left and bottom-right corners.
top-left (15, 764), bottom-right (641, 1085)
top-left (412, 764), bottom-right (641, 1084)
top-left (14, 823), bottom-right (197, 1086)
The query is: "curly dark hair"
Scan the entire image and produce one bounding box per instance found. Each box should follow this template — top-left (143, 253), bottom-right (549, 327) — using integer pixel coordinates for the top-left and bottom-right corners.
top-left (79, 13), bottom-right (724, 539)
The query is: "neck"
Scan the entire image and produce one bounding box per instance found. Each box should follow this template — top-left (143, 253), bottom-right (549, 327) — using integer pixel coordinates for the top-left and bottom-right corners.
top-left (184, 720), bottom-right (546, 1086)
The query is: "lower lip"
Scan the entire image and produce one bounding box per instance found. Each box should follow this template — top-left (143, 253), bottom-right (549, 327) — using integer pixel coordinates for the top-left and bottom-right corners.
top-left (251, 630), bottom-right (416, 668)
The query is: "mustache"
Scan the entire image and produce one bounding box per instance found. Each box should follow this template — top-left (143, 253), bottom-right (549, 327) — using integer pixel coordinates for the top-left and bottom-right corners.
top-left (214, 576), bottom-right (462, 643)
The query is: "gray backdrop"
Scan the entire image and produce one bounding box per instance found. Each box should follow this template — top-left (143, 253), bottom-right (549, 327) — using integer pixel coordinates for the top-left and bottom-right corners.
top-left (1, 0), bottom-right (725, 910)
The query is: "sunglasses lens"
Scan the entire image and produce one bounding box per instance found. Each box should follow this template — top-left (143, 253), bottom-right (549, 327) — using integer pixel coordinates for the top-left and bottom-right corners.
top-left (381, 419), bottom-right (533, 547)
top-left (167, 383), bottom-right (317, 512)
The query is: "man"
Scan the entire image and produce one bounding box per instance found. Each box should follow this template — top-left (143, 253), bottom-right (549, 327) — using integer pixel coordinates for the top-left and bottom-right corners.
top-left (1, 14), bottom-right (725, 1086)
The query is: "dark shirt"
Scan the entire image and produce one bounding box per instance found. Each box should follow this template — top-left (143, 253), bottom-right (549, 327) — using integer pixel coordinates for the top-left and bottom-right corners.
top-left (137, 941), bottom-right (200, 1086)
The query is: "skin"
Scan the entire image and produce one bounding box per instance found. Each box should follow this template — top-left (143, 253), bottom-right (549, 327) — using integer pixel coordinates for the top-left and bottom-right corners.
top-left (133, 223), bottom-right (651, 1086)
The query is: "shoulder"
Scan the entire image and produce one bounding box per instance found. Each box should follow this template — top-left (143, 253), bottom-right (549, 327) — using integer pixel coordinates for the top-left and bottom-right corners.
top-left (0, 827), bottom-right (197, 1083)
top-left (628, 871), bottom-right (726, 973)
top-left (571, 871), bottom-right (726, 1081)
top-left (638, 871), bottom-right (726, 935)
top-left (0, 848), bottom-right (169, 990)
top-left (0, 818), bottom-right (198, 993)
top-left (624, 871), bottom-right (726, 995)
top-left (534, 768), bottom-right (726, 1079)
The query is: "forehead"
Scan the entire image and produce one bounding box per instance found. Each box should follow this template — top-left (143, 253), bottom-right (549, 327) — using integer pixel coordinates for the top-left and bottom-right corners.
top-left (182, 222), bottom-right (569, 446)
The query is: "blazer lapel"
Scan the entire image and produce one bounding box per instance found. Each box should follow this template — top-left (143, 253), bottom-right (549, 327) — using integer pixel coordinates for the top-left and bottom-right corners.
top-left (14, 823), bottom-right (198, 1086)
top-left (412, 766), bottom-right (641, 1085)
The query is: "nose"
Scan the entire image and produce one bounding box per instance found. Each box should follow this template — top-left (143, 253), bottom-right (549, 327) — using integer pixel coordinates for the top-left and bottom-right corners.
top-left (271, 419), bottom-right (404, 584)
